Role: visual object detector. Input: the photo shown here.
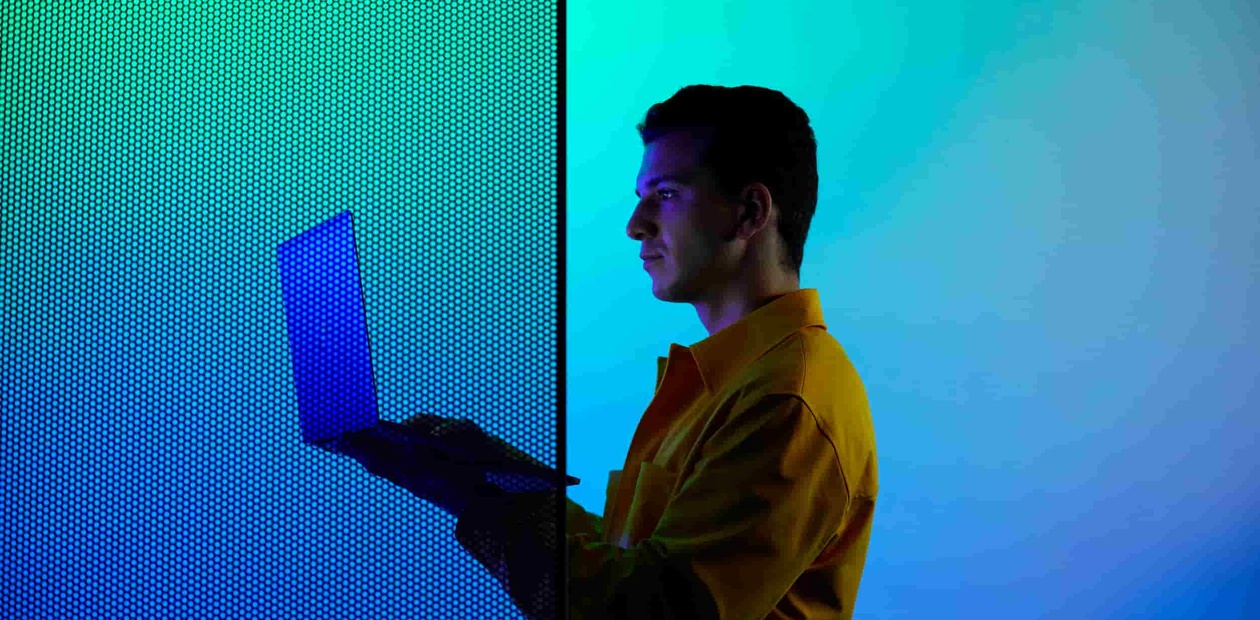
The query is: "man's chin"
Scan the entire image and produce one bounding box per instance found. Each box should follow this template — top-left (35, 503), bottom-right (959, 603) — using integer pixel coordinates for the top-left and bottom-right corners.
top-left (650, 281), bottom-right (690, 304)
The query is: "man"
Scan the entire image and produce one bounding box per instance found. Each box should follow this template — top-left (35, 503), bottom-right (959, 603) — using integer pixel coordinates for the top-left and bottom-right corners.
top-left (345, 85), bottom-right (879, 619)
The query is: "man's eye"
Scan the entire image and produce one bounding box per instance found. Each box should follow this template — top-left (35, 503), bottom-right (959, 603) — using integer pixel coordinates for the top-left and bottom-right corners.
top-left (658, 189), bottom-right (676, 199)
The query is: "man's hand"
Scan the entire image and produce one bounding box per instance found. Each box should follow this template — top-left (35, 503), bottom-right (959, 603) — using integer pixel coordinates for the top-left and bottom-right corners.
top-left (399, 414), bottom-right (546, 468)
top-left (397, 414), bottom-right (565, 493)
top-left (337, 426), bottom-right (496, 518)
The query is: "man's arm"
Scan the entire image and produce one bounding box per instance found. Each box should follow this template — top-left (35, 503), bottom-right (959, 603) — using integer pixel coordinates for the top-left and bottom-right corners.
top-left (455, 393), bottom-right (850, 619)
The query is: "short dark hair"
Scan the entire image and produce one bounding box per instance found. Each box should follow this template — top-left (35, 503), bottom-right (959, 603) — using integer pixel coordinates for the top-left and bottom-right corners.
top-left (636, 85), bottom-right (819, 275)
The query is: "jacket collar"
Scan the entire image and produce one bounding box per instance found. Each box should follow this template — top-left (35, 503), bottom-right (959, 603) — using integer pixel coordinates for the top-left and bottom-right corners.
top-left (656, 288), bottom-right (828, 395)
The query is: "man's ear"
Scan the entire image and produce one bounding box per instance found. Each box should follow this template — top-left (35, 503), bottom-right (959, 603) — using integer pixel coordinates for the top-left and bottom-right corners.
top-left (738, 183), bottom-right (774, 232)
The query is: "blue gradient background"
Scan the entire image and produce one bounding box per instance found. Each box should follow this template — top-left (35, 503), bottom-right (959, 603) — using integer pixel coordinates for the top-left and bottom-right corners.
top-left (565, 1), bottom-right (1259, 617)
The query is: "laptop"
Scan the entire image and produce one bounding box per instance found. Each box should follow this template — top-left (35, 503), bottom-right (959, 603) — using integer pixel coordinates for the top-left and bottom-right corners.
top-left (276, 211), bottom-right (577, 489)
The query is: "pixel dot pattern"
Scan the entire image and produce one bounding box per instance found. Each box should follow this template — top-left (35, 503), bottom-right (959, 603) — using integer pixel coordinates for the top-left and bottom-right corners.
top-left (1, 1), bottom-right (558, 618)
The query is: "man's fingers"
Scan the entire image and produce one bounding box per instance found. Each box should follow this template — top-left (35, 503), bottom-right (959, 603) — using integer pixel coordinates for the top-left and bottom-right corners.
top-left (399, 416), bottom-right (493, 451)
top-left (430, 419), bottom-right (483, 442)
top-left (398, 413), bottom-right (450, 433)
top-left (430, 420), bottom-right (548, 468)
top-left (394, 415), bottom-right (547, 469)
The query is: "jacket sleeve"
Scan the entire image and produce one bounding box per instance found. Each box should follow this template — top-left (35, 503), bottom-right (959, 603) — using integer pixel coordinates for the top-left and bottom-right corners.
top-left (455, 393), bottom-right (850, 619)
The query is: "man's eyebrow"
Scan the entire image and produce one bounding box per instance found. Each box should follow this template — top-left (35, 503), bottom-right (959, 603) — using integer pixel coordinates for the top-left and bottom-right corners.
top-left (634, 173), bottom-right (692, 198)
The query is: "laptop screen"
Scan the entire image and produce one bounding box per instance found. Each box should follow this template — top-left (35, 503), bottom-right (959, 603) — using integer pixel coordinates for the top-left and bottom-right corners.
top-left (277, 211), bottom-right (380, 444)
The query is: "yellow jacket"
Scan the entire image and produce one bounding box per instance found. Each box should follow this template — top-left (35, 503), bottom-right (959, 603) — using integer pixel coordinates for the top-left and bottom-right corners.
top-left (456, 288), bottom-right (879, 619)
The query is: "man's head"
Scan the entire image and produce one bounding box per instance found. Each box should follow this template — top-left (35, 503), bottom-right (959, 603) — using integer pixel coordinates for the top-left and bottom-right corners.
top-left (626, 85), bottom-right (818, 309)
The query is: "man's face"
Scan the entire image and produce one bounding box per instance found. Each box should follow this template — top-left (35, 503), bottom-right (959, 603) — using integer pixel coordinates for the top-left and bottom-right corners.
top-left (627, 129), bottom-right (740, 303)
